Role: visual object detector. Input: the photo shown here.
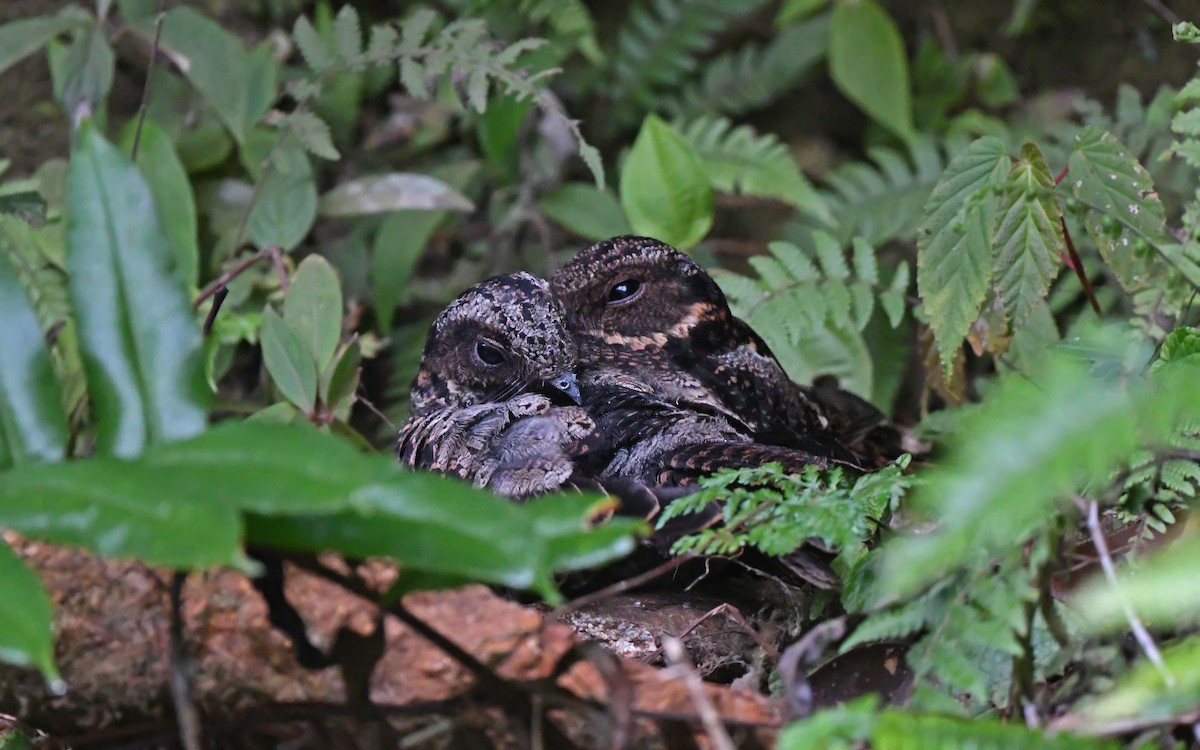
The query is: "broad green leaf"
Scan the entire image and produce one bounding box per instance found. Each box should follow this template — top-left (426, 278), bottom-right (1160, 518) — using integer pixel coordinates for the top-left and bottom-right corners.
top-left (0, 10), bottom-right (87, 78)
top-left (477, 94), bottom-right (534, 183)
top-left (829, 0), bottom-right (913, 139)
top-left (538, 183), bottom-right (632, 241)
top-left (521, 495), bottom-right (644, 573)
top-left (283, 255), bottom-right (343, 371)
top-left (370, 162), bottom-right (478, 330)
top-left (65, 123), bottom-right (209, 457)
top-left (318, 174), bottom-right (473, 216)
top-left (117, 119), bottom-right (199, 290)
top-left (246, 135), bottom-right (317, 251)
top-left (0, 458), bottom-right (241, 569)
top-left (0, 253), bottom-right (67, 469)
top-left (248, 481), bottom-right (638, 603)
top-left (1068, 126), bottom-right (1169, 289)
top-left (881, 351), bottom-right (1142, 595)
top-left (50, 24), bottom-right (114, 120)
top-left (917, 136), bottom-right (1009, 374)
top-left (260, 308), bottom-right (318, 413)
top-left (157, 7), bottom-right (278, 142)
top-left (620, 115), bottom-right (713, 250)
top-left (321, 343), bottom-right (361, 410)
top-left (0, 540), bottom-right (60, 684)
top-left (777, 0), bottom-right (829, 25)
top-left (991, 143), bottom-right (1063, 328)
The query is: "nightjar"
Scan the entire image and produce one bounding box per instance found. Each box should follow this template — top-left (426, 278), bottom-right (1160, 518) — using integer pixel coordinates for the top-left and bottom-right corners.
top-left (550, 235), bottom-right (899, 467)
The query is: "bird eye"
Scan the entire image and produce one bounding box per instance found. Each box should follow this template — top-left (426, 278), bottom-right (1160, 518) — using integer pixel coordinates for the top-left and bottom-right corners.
top-left (474, 341), bottom-right (506, 366)
top-left (607, 279), bottom-right (643, 304)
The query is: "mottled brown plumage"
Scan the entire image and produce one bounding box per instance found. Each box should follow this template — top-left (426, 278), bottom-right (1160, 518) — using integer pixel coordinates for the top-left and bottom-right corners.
top-left (550, 235), bottom-right (898, 468)
top-left (396, 273), bottom-right (592, 498)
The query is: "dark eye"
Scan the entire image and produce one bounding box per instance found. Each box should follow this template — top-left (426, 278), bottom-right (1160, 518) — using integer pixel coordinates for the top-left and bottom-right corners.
top-left (607, 279), bottom-right (642, 304)
top-left (474, 341), bottom-right (506, 366)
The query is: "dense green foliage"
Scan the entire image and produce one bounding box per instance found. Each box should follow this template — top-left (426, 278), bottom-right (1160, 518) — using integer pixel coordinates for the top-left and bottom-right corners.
top-left (1, 1), bottom-right (1200, 747)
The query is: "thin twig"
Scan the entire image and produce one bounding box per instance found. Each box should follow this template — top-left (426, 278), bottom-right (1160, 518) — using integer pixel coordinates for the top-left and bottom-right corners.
top-left (129, 0), bottom-right (167, 161)
top-left (1060, 217), bottom-right (1102, 315)
top-left (202, 287), bottom-right (228, 336)
top-left (1081, 498), bottom-right (1174, 686)
top-left (1142, 0), bottom-right (1183, 26)
top-left (193, 245), bottom-right (284, 308)
top-left (355, 388), bottom-right (397, 431)
top-left (168, 572), bottom-right (202, 750)
top-left (661, 637), bottom-right (735, 750)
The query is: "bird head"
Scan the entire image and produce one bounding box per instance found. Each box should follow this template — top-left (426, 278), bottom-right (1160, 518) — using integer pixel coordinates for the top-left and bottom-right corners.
top-left (549, 236), bottom-right (733, 353)
top-left (410, 272), bottom-right (580, 413)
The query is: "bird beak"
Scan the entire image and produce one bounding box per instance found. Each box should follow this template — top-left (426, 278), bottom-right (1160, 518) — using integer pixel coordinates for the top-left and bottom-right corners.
top-left (545, 372), bottom-right (582, 405)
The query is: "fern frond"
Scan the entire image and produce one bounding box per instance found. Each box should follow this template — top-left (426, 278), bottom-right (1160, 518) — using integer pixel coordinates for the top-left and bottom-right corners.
top-left (611, 0), bottom-right (769, 112)
top-left (791, 134), bottom-right (964, 246)
top-left (664, 15), bottom-right (829, 118)
top-left (678, 115), bottom-right (830, 220)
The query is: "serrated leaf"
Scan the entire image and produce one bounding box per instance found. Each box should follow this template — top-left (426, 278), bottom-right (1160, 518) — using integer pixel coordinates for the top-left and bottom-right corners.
top-left (364, 24), bottom-right (399, 65)
top-left (992, 143), bottom-right (1064, 327)
top-left (829, 0), bottom-right (912, 139)
top-left (851, 237), bottom-right (879, 284)
top-left (319, 173), bottom-right (473, 216)
top-left (0, 540), bottom-right (60, 683)
top-left (260, 308), bottom-right (317, 413)
top-left (917, 136), bottom-right (1009, 375)
top-left (1068, 126), bottom-right (1169, 288)
top-left (399, 8), bottom-right (438, 53)
top-left (620, 115), bottom-right (713, 250)
top-left (332, 5), bottom-right (363, 67)
top-left (285, 111), bottom-right (340, 161)
top-left (65, 123), bottom-right (209, 457)
top-left (813, 231), bottom-right (849, 280)
top-left (0, 252), bottom-right (67, 469)
top-left (293, 16), bottom-right (335, 73)
top-left (768, 240), bottom-right (821, 282)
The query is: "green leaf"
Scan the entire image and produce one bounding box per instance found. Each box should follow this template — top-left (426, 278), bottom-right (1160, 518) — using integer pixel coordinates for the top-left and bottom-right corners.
top-left (158, 7), bottom-right (279, 142)
top-left (51, 24), bottom-right (114, 119)
top-left (620, 115), bottom-right (713, 250)
top-left (0, 253), bottom-right (67, 469)
top-left (1073, 531), bottom-right (1200, 633)
top-left (881, 349), bottom-right (1143, 595)
top-left (249, 481), bottom-right (638, 604)
top-left (260, 308), bottom-right (318, 413)
top-left (0, 11), bottom-right (86, 78)
top-left (283, 255), bottom-right (342, 372)
top-left (0, 193), bottom-right (48, 226)
top-left (332, 5), bottom-right (364, 67)
top-left (679, 116), bottom-right (831, 223)
top-left (0, 457), bottom-right (241, 569)
top-left (65, 123), bottom-right (209, 457)
top-left (292, 15), bottom-right (334, 73)
top-left (285, 111), bottom-right (340, 161)
top-left (777, 0), bottom-right (830, 25)
top-left (246, 133), bottom-right (317, 252)
top-left (0, 539), bottom-right (60, 684)
top-left (117, 119), bottom-right (199, 290)
top-left (538, 183), bottom-right (632, 241)
top-left (917, 136), bottom-right (1009, 374)
top-left (992, 143), bottom-right (1063, 328)
top-left (318, 174), bottom-right (473, 216)
top-left (1068, 126), bottom-right (1169, 286)
top-left (1068, 635), bottom-right (1200, 729)
top-left (829, 0), bottom-right (912, 139)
